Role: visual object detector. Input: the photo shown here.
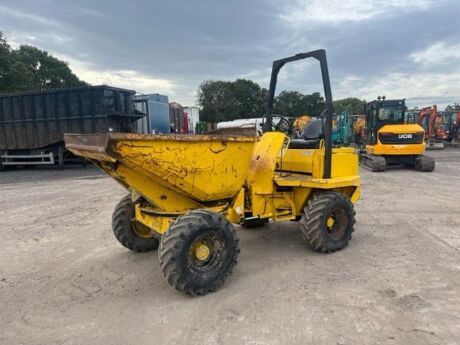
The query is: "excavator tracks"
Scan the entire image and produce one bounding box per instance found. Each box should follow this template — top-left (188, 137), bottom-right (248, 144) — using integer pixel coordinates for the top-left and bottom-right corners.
top-left (414, 155), bottom-right (435, 172)
top-left (359, 154), bottom-right (386, 172)
top-left (359, 153), bottom-right (435, 172)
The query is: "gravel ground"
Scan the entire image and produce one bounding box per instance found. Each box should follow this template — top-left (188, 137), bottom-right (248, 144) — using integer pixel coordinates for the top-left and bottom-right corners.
top-left (1, 149), bottom-right (459, 345)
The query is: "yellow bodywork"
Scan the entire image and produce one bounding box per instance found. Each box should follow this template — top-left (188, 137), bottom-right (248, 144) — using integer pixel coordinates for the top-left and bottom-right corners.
top-left (65, 131), bottom-right (360, 236)
top-left (366, 123), bottom-right (426, 156)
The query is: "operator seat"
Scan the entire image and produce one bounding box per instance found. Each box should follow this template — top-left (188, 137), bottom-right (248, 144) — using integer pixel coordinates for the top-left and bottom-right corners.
top-left (288, 119), bottom-right (324, 149)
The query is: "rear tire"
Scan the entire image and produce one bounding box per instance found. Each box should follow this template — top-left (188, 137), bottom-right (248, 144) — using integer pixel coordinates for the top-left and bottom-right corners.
top-left (300, 191), bottom-right (355, 253)
top-left (159, 210), bottom-right (239, 296)
top-left (112, 195), bottom-right (159, 252)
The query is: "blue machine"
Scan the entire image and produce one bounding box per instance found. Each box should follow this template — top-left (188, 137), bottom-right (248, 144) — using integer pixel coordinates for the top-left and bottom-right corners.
top-left (135, 94), bottom-right (170, 134)
top-left (332, 111), bottom-right (351, 145)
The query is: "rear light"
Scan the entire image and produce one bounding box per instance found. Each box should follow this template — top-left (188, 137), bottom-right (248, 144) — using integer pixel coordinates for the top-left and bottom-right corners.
top-left (380, 132), bottom-right (392, 136)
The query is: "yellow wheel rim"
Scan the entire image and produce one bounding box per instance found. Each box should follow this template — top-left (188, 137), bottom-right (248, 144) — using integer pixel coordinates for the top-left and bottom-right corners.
top-left (132, 222), bottom-right (153, 238)
top-left (326, 216), bottom-right (335, 229)
top-left (193, 242), bottom-right (211, 261)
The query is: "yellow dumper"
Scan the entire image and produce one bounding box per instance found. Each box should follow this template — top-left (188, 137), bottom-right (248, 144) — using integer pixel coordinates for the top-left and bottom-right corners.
top-left (65, 50), bottom-right (360, 295)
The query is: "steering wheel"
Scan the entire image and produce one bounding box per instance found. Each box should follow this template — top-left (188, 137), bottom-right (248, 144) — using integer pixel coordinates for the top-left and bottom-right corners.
top-left (262, 114), bottom-right (291, 133)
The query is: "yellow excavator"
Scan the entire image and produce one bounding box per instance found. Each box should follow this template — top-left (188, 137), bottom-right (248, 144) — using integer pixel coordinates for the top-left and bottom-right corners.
top-left (360, 97), bottom-right (435, 172)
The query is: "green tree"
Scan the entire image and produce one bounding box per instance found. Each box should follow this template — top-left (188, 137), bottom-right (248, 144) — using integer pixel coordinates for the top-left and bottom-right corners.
top-left (273, 91), bottom-right (304, 117)
top-left (13, 45), bottom-right (85, 90)
top-left (0, 32), bottom-right (86, 93)
top-left (229, 79), bottom-right (267, 120)
top-left (198, 78), bottom-right (330, 122)
top-left (333, 97), bottom-right (366, 114)
top-left (198, 80), bottom-right (233, 122)
top-left (274, 91), bottom-right (325, 117)
top-left (198, 79), bottom-right (267, 122)
top-left (6, 60), bottom-right (35, 91)
top-left (0, 32), bottom-right (16, 91)
top-left (302, 92), bottom-right (325, 116)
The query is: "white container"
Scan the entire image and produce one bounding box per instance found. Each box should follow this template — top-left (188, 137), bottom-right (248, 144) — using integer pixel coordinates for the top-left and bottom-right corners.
top-left (217, 118), bottom-right (264, 134)
top-left (183, 107), bottom-right (200, 133)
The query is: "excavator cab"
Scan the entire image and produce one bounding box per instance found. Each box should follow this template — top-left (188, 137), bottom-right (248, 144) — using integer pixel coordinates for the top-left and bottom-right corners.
top-left (365, 99), bottom-right (406, 145)
top-left (360, 97), bottom-right (435, 172)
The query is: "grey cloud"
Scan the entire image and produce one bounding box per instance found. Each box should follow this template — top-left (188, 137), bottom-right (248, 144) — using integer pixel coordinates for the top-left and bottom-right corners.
top-left (0, 0), bottom-right (459, 107)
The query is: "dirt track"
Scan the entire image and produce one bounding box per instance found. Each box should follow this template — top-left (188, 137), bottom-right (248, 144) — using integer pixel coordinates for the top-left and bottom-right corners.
top-left (1, 149), bottom-right (459, 345)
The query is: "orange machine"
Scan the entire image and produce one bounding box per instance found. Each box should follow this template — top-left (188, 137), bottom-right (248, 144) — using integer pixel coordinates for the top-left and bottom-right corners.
top-left (417, 105), bottom-right (445, 149)
top-left (293, 115), bottom-right (314, 138)
top-left (351, 115), bottom-right (366, 144)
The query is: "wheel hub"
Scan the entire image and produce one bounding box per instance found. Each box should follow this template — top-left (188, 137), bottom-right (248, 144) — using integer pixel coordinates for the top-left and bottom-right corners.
top-left (193, 242), bottom-right (211, 261)
top-left (326, 209), bottom-right (348, 240)
top-left (132, 221), bottom-right (153, 238)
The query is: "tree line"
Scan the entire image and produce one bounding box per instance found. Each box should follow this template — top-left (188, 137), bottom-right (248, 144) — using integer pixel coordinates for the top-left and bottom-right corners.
top-left (0, 32), bottom-right (86, 93)
top-left (198, 79), bottom-right (365, 122)
top-left (1, 32), bottom-right (365, 120)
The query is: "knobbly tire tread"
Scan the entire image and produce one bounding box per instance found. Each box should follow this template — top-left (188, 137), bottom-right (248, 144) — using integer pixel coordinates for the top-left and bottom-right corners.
top-left (158, 210), bottom-right (239, 296)
top-left (300, 191), bottom-right (355, 253)
top-left (112, 195), bottom-right (159, 252)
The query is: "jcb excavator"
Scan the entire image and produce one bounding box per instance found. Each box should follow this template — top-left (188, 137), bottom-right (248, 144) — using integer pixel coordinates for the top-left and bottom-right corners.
top-left (360, 97), bottom-right (435, 172)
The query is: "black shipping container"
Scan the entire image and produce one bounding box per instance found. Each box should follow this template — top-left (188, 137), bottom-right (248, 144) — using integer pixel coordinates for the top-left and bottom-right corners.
top-left (0, 85), bottom-right (141, 151)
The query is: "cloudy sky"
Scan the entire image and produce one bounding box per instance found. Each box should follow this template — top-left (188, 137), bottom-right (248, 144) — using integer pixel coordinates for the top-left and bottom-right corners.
top-left (1, 0), bottom-right (459, 109)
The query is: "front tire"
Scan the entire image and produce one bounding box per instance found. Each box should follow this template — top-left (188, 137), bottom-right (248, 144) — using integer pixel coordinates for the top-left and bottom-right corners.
top-left (300, 191), bottom-right (355, 253)
top-left (112, 195), bottom-right (159, 252)
top-left (159, 210), bottom-right (239, 296)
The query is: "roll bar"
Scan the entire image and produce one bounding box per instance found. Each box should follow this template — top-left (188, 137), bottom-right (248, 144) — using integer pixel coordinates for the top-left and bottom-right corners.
top-left (263, 49), bottom-right (334, 179)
